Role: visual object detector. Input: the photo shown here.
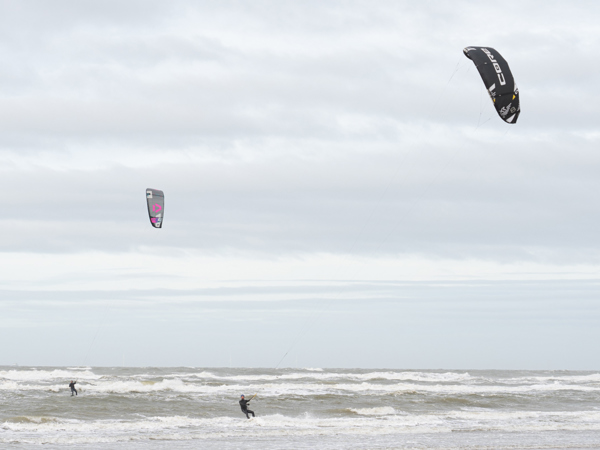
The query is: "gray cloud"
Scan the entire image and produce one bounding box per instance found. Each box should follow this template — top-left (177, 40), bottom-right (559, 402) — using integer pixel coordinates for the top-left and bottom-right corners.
top-left (1, 129), bottom-right (600, 262)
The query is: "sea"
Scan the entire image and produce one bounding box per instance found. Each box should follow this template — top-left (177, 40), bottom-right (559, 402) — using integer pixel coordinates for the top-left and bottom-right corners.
top-left (2, 366), bottom-right (600, 449)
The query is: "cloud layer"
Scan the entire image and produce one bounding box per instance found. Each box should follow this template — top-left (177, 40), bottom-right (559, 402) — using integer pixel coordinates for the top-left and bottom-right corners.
top-left (1, 1), bottom-right (600, 367)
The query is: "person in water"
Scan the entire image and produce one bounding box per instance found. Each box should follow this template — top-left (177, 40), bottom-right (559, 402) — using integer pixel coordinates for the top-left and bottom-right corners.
top-left (69, 380), bottom-right (77, 396)
top-left (239, 395), bottom-right (255, 419)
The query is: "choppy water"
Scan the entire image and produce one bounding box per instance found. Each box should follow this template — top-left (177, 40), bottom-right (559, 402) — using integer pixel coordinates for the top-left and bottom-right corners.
top-left (2, 367), bottom-right (600, 449)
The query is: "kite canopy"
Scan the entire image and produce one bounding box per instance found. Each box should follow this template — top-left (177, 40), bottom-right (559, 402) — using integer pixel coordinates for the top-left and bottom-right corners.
top-left (463, 46), bottom-right (520, 124)
top-left (146, 188), bottom-right (164, 228)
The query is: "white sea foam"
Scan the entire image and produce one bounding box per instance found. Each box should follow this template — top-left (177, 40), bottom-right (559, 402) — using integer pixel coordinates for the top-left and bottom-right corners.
top-left (3, 377), bottom-right (600, 396)
top-left (350, 407), bottom-right (397, 416)
top-left (90, 370), bottom-right (600, 388)
top-left (59, 369), bottom-right (600, 388)
top-left (184, 371), bottom-right (474, 383)
top-left (507, 373), bottom-right (600, 385)
top-left (0, 368), bottom-right (101, 382)
top-left (3, 410), bottom-right (600, 445)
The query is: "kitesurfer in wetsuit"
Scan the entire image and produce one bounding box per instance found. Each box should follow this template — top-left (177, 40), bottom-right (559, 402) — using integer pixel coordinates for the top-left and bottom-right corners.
top-left (69, 380), bottom-right (77, 396)
top-left (239, 395), bottom-right (255, 419)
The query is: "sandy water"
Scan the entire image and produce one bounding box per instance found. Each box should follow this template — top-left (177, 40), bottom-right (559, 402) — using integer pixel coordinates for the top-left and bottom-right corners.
top-left (2, 366), bottom-right (600, 449)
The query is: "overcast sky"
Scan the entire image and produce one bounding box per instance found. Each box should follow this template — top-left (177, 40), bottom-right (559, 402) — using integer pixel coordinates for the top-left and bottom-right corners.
top-left (1, 0), bottom-right (600, 369)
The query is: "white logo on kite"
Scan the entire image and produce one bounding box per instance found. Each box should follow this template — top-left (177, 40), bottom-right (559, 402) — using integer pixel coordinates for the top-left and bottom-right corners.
top-left (499, 103), bottom-right (513, 117)
top-left (481, 48), bottom-right (506, 86)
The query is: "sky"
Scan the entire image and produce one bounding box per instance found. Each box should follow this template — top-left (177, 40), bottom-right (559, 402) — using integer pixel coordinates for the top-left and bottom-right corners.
top-left (1, 0), bottom-right (600, 369)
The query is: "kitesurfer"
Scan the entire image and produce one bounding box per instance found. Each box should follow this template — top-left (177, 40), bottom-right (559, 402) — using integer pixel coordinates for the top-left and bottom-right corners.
top-left (239, 394), bottom-right (255, 419)
top-left (69, 380), bottom-right (77, 396)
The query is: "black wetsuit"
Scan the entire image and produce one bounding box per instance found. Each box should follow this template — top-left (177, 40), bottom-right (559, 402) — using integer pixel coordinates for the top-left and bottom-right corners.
top-left (69, 381), bottom-right (77, 396)
top-left (239, 398), bottom-right (255, 419)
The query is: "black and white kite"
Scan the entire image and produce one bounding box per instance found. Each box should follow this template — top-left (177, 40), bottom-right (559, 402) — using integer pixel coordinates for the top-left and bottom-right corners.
top-left (463, 47), bottom-right (520, 124)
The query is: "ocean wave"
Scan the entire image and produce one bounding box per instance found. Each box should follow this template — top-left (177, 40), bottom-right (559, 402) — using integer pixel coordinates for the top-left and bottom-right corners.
top-left (0, 368), bottom-right (101, 382)
top-left (4, 416), bottom-right (61, 424)
top-left (0, 381), bottom-right (64, 392)
top-left (11, 368), bottom-right (596, 388)
top-left (3, 410), bottom-right (600, 445)
top-left (0, 413), bottom-right (453, 444)
top-left (11, 368), bottom-right (593, 388)
top-left (3, 378), bottom-right (600, 397)
top-left (505, 373), bottom-right (600, 385)
top-left (349, 407), bottom-right (397, 416)
top-left (184, 371), bottom-right (474, 383)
